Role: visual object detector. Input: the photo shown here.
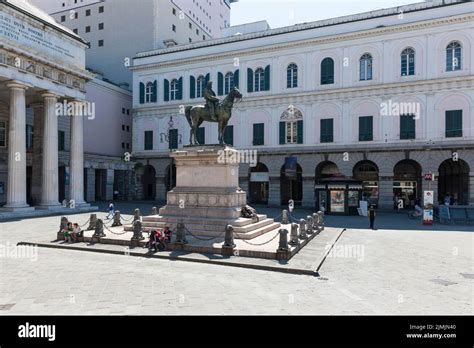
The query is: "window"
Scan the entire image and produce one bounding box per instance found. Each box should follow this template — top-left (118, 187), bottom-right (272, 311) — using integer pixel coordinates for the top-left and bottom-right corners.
top-left (196, 75), bottom-right (205, 98)
top-left (58, 131), bottom-right (65, 151)
top-left (321, 58), bottom-right (334, 85)
top-left (85, 26), bottom-right (90, 33)
top-left (172, 8), bottom-right (177, 15)
top-left (224, 125), bottom-right (234, 146)
top-left (144, 131), bottom-right (153, 150)
top-left (98, 6), bottom-right (104, 13)
top-left (170, 79), bottom-right (178, 101)
top-left (197, 127), bottom-right (205, 145)
top-left (254, 68), bottom-right (265, 92)
top-left (320, 119), bottom-right (334, 143)
top-left (127, 109), bottom-right (130, 115)
top-left (122, 125), bottom-right (125, 131)
top-left (280, 107), bottom-right (303, 145)
top-left (86, 9), bottom-right (91, 16)
top-left (122, 142), bottom-right (125, 149)
top-left (400, 114), bottom-right (416, 140)
top-left (359, 116), bottom-right (373, 141)
top-left (445, 110), bottom-right (462, 138)
top-left (446, 41), bottom-right (462, 72)
top-left (172, 24), bottom-right (176, 32)
top-left (126, 126), bottom-right (130, 132)
top-left (98, 40), bottom-right (104, 47)
top-left (224, 72), bottom-right (234, 94)
top-left (126, 143), bottom-right (130, 149)
top-left (122, 108), bottom-right (125, 114)
top-left (359, 53), bottom-right (373, 81)
top-left (74, 12), bottom-right (78, 19)
top-left (61, 15), bottom-right (66, 22)
top-left (253, 123), bottom-right (264, 146)
top-left (98, 23), bottom-right (104, 30)
top-left (145, 82), bottom-right (154, 103)
top-left (401, 48), bottom-right (415, 76)
top-left (73, 29), bottom-right (78, 34)
top-left (0, 121), bottom-right (6, 147)
top-left (287, 63), bottom-right (298, 88)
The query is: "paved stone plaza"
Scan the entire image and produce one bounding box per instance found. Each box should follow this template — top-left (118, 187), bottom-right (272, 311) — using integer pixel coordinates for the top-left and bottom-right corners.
top-left (0, 203), bottom-right (472, 315)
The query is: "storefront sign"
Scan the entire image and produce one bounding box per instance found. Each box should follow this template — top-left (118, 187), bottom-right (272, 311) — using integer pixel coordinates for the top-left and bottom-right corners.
top-left (424, 173), bottom-right (435, 181)
top-left (250, 172), bottom-right (269, 182)
top-left (423, 190), bottom-right (434, 225)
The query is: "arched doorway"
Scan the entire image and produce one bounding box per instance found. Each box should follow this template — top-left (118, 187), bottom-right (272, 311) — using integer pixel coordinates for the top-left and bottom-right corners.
top-left (249, 162), bottom-right (269, 204)
top-left (164, 163), bottom-right (177, 192)
top-left (142, 165), bottom-right (156, 200)
top-left (315, 161), bottom-right (342, 212)
top-left (353, 160), bottom-right (379, 206)
top-left (393, 160), bottom-right (422, 209)
top-left (280, 161), bottom-right (303, 206)
top-left (438, 159), bottom-right (469, 205)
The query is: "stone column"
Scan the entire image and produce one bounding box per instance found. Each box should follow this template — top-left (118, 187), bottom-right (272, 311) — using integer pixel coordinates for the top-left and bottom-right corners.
top-left (3, 82), bottom-right (33, 211)
top-left (378, 174), bottom-right (394, 210)
top-left (30, 103), bottom-right (44, 204)
top-left (39, 93), bottom-right (61, 209)
top-left (268, 176), bottom-right (280, 207)
top-left (69, 100), bottom-right (88, 207)
top-left (302, 175), bottom-right (315, 208)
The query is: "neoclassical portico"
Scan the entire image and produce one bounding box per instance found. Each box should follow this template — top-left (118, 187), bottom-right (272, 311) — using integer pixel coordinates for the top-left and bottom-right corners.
top-left (0, 0), bottom-right (94, 213)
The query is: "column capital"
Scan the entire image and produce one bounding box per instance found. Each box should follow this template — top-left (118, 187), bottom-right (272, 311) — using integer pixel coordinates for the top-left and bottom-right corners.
top-left (41, 91), bottom-right (60, 99)
top-left (6, 80), bottom-right (30, 90)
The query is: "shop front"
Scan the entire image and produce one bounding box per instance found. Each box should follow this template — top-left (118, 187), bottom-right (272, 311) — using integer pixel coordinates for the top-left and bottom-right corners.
top-left (315, 180), bottom-right (364, 215)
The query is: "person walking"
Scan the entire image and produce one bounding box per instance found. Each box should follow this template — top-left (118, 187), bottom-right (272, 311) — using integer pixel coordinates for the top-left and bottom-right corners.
top-left (106, 202), bottom-right (115, 220)
top-left (368, 205), bottom-right (376, 230)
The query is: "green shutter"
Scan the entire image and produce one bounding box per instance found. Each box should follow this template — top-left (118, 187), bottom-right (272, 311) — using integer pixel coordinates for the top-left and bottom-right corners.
top-left (205, 73), bottom-right (210, 84)
top-left (139, 82), bottom-right (145, 104)
top-left (321, 119), bottom-right (333, 143)
top-left (169, 129), bottom-right (178, 150)
top-left (177, 77), bottom-right (183, 100)
top-left (321, 58), bottom-right (334, 85)
top-left (144, 131), bottom-right (153, 150)
top-left (359, 116), bottom-right (373, 141)
top-left (446, 110), bottom-right (462, 138)
top-left (197, 127), bottom-right (205, 145)
top-left (279, 121), bottom-right (285, 145)
top-left (164, 79), bottom-right (169, 102)
top-left (224, 125), bottom-right (234, 146)
top-left (253, 123), bottom-right (264, 146)
top-left (297, 120), bottom-right (303, 144)
top-left (234, 69), bottom-right (239, 89)
top-left (264, 65), bottom-right (271, 91)
top-left (400, 115), bottom-right (415, 140)
top-left (152, 80), bottom-right (157, 103)
top-left (190, 76), bottom-right (196, 99)
top-left (247, 68), bottom-right (253, 93)
top-left (218, 72), bottom-right (224, 96)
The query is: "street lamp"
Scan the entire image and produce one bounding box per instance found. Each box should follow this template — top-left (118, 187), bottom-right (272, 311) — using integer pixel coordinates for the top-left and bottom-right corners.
top-left (160, 115), bottom-right (182, 145)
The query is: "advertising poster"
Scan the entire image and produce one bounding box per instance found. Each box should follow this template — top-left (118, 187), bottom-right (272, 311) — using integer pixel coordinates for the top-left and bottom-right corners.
top-left (423, 190), bottom-right (434, 225)
top-left (330, 191), bottom-right (345, 213)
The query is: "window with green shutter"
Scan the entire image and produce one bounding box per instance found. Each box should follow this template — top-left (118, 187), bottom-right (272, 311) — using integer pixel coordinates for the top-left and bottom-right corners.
top-left (224, 125), bottom-right (234, 146)
top-left (320, 118), bottom-right (334, 143)
top-left (253, 123), bottom-right (264, 146)
top-left (264, 65), bottom-right (271, 91)
top-left (144, 131), bottom-right (153, 150)
top-left (218, 72), bottom-right (224, 96)
top-left (446, 110), bottom-right (463, 138)
top-left (151, 80), bottom-right (157, 103)
top-left (164, 79), bottom-right (170, 102)
top-left (321, 58), bottom-right (334, 85)
top-left (359, 116), bottom-right (373, 141)
top-left (169, 129), bottom-right (178, 150)
top-left (297, 120), bottom-right (303, 144)
top-left (234, 69), bottom-right (240, 89)
top-left (139, 82), bottom-right (145, 104)
top-left (197, 127), bottom-right (205, 145)
top-left (247, 68), bottom-right (254, 93)
top-left (400, 114), bottom-right (416, 140)
top-left (190, 76), bottom-right (196, 99)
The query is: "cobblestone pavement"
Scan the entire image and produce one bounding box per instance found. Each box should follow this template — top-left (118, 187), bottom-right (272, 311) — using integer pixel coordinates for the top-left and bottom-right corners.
top-left (0, 203), bottom-right (472, 315)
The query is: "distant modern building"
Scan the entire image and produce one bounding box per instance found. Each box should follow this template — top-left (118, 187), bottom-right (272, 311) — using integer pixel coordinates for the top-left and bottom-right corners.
top-left (131, 0), bottom-right (474, 212)
top-left (30, 0), bottom-right (234, 87)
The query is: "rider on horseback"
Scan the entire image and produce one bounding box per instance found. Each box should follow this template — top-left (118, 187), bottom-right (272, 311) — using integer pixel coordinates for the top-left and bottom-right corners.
top-left (204, 81), bottom-right (219, 121)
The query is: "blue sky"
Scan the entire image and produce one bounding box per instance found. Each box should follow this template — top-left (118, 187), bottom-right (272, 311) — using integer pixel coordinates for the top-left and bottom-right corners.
top-left (231, 0), bottom-right (426, 28)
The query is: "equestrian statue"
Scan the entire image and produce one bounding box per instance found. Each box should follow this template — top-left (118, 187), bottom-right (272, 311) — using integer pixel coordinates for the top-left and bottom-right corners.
top-left (185, 81), bottom-right (242, 146)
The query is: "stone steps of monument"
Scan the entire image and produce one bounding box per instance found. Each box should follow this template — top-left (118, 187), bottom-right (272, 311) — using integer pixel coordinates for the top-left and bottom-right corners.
top-left (234, 222), bottom-right (281, 240)
top-left (141, 214), bottom-right (268, 227)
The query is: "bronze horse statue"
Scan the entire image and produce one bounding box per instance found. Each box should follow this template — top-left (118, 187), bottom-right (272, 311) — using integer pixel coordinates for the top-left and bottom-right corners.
top-left (185, 87), bottom-right (242, 146)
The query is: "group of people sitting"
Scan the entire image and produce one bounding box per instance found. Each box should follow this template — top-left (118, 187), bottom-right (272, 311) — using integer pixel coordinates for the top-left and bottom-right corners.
top-left (61, 222), bottom-right (83, 243)
top-left (146, 227), bottom-right (172, 251)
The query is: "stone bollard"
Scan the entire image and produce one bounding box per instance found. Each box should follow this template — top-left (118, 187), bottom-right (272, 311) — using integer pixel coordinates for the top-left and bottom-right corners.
top-left (289, 223), bottom-right (299, 246)
top-left (313, 213), bottom-right (319, 230)
top-left (93, 219), bottom-right (106, 238)
top-left (151, 207), bottom-right (158, 215)
top-left (278, 228), bottom-right (289, 251)
top-left (87, 214), bottom-right (97, 231)
top-left (58, 216), bottom-right (68, 240)
top-left (112, 211), bottom-right (122, 227)
top-left (175, 222), bottom-right (187, 245)
top-left (282, 210), bottom-right (289, 224)
top-left (131, 220), bottom-right (144, 240)
top-left (317, 211), bottom-right (325, 231)
top-left (222, 225), bottom-right (236, 256)
top-left (299, 219), bottom-right (307, 240)
top-left (306, 215), bottom-right (314, 235)
top-left (133, 208), bottom-right (141, 222)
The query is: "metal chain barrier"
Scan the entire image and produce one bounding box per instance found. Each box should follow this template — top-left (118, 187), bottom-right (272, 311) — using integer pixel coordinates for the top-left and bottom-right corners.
top-left (288, 213), bottom-right (300, 223)
top-left (103, 223), bottom-right (131, 235)
top-left (120, 215), bottom-right (135, 222)
top-left (184, 226), bottom-right (226, 241)
top-left (64, 217), bottom-right (91, 229)
top-left (236, 230), bottom-right (280, 246)
top-left (270, 212), bottom-right (283, 223)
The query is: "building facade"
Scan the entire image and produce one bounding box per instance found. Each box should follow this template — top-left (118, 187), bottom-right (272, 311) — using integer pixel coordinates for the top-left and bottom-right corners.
top-left (0, 0), bottom-right (92, 210)
top-left (131, 0), bottom-right (474, 211)
top-left (30, 0), bottom-right (234, 87)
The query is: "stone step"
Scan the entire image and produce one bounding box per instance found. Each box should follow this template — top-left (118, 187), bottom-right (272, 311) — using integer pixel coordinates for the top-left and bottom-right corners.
top-left (141, 214), bottom-right (267, 227)
top-left (234, 222), bottom-right (281, 240)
